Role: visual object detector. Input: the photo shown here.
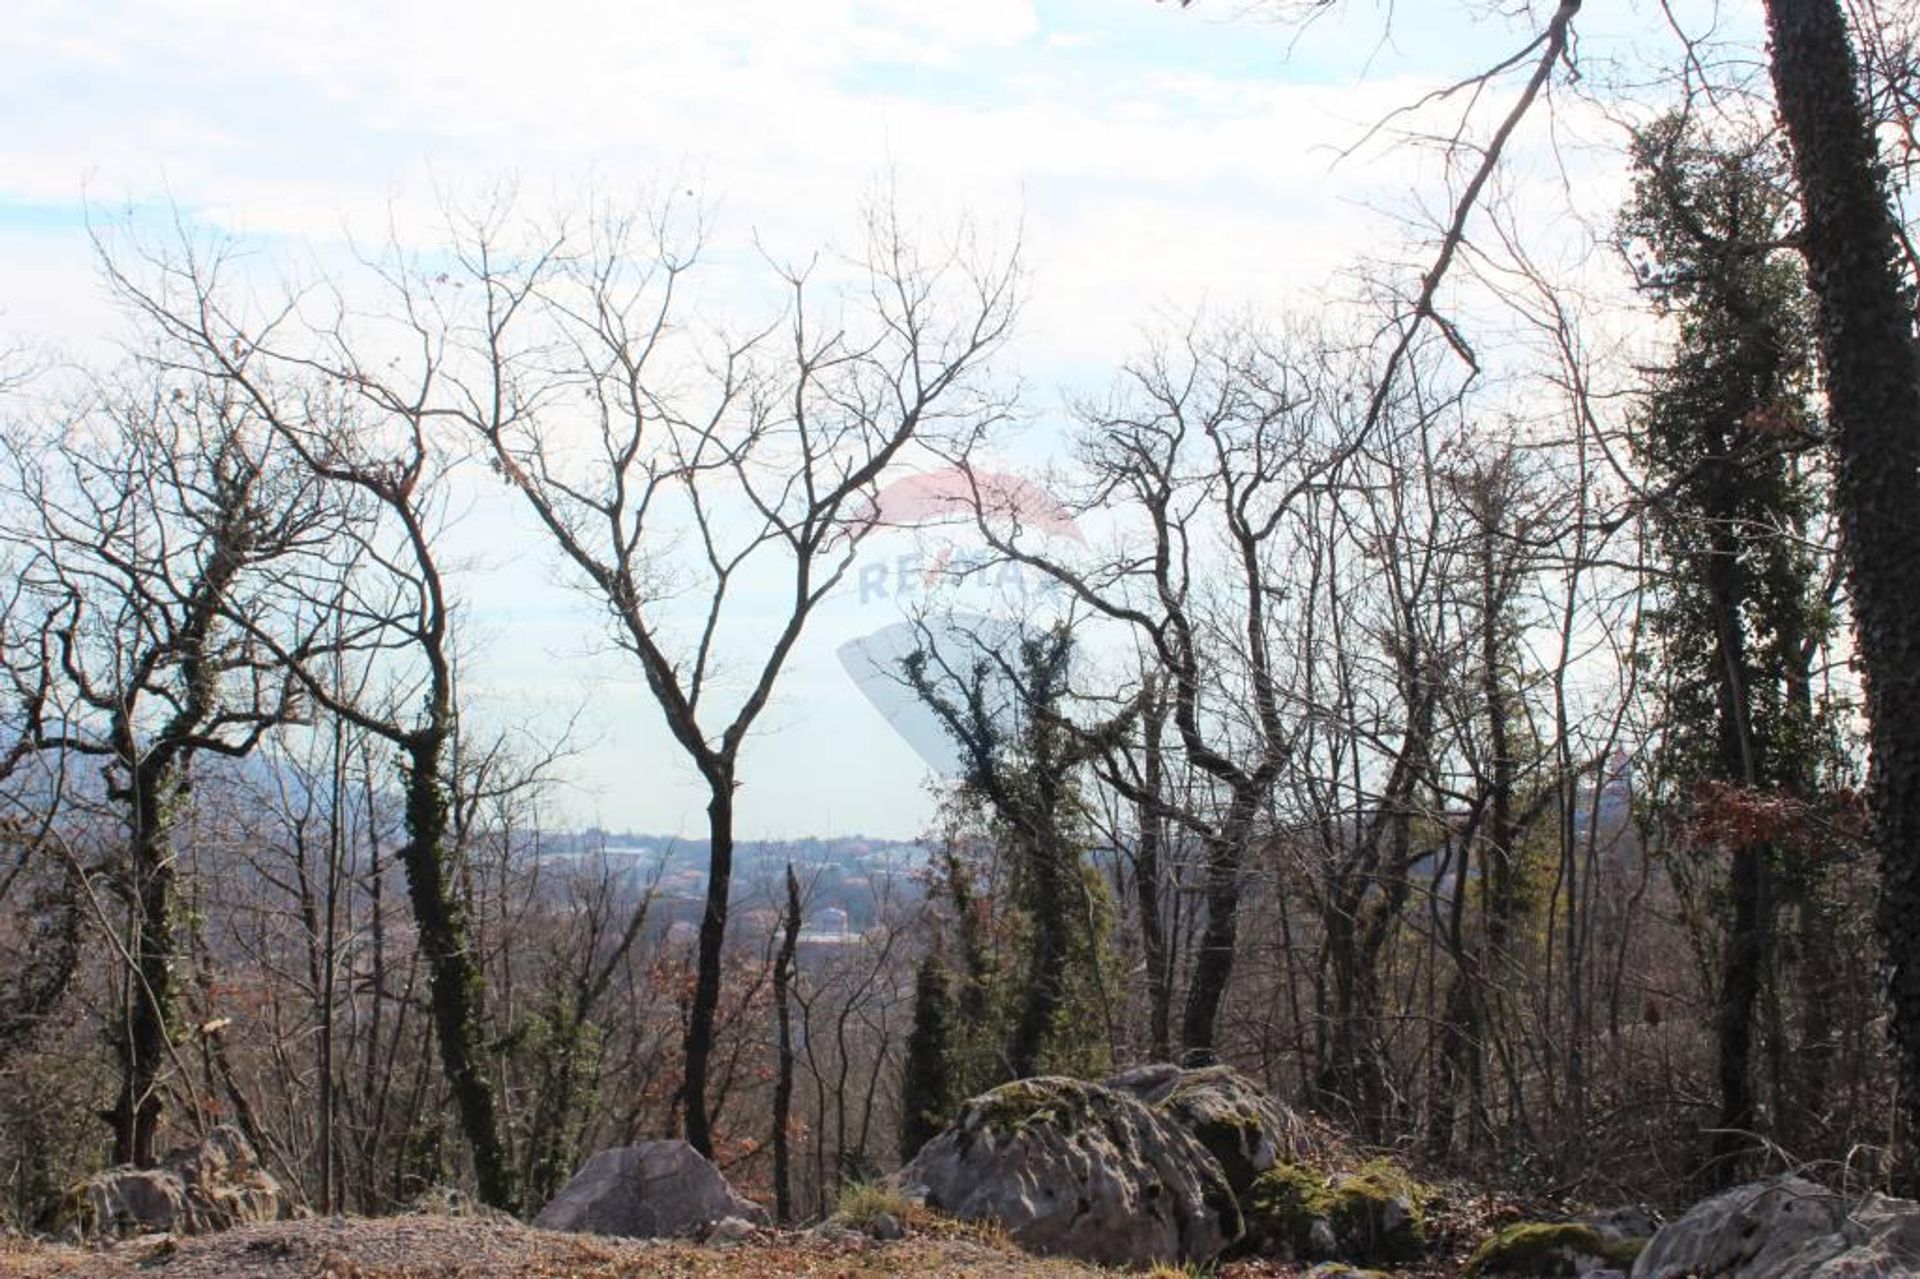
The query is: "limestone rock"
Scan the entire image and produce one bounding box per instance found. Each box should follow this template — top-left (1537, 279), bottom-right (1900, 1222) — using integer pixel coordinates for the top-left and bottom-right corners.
top-left (1105, 1063), bottom-right (1310, 1196)
top-left (1585, 1205), bottom-right (1662, 1244)
top-left (898, 1075), bottom-right (1242, 1267)
top-left (1774, 1191), bottom-right (1920, 1275)
top-left (1630, 1175), bottom-right (1897, 1277)
top-left (72, 1125), bottom-right (295, 1240)
top-left (76, 1169), bottom-right (187, 1239)
top-left (533, 1140), bottom-right (770, 1239)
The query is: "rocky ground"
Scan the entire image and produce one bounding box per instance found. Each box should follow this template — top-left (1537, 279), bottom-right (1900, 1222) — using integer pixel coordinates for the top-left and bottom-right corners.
top-left (16, 1065), bottom-right (1916, 1276)
top-left (0, 1204), bottom-right (1506, 1278)
top-left (1, 1215), bottom-right (1110, 1279)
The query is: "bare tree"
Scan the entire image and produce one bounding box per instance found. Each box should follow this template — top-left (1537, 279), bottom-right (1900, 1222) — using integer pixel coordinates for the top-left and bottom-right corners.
top-left (971, 323), bottom-right (1414, 1061)
top-left (348, 194), bottom-right (1020, 1156)
top-left (1, 370), bottom-right (337, 1167)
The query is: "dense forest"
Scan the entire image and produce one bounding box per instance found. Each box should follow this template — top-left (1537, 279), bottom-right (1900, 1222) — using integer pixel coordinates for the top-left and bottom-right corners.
top-left (1, 0), bottom-right (1919, 1247)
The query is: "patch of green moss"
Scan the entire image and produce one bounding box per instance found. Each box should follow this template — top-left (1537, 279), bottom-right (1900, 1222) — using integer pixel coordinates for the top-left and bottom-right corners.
top-left (971, 1078), bottom-right (1077, 1134)
top-left (1325, 1160), bottom-right (1426, 1265)
top-left (1463, 1221), bottom-right (1646, 1276)
top-left (1244, 1159), bottom-right (1427, 1266)
top-left (1245, 1161), bottom-right (1335, 1256)
top-left (966, 1077), bottom-right (1129, 1147)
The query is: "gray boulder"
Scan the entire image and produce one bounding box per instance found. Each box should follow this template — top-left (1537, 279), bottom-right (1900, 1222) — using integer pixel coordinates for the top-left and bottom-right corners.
top-left (534, 1140), bottom-right (770, 1238)
top-left (897, 1075), bottom-right (1242, 1267)
top-left (1632, 1175), bottom-right (1920, 1277)
top-left (72, 1125), bottom-right (295, 1239)
top-left (1106, 1063), bottom-right (1310, 1196)
top-left (1777, 1191), bottom-right (1920, 1275)
top-left (75, 1168), bottom-right (187, 1239)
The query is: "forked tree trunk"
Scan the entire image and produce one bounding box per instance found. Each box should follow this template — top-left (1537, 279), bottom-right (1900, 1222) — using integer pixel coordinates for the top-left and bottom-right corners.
top-left (1179, 797), bottom-right (1254, 1064)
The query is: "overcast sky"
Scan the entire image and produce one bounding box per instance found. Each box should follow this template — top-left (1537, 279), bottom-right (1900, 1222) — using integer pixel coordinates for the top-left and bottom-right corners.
top-left (0, 0), bottom-right (1718, 839)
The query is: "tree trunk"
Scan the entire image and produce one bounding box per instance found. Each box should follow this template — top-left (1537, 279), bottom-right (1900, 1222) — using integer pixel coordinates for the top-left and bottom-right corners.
top-left (684, 771), bottom-right (735, 1158)
top-left (1008, 827), bottom-right (1071, 1078)
top-left (1704, 488), bottom-right (1769, 1184)
top-left (112, 779), bottom-right (177, 1169)
top-left (772, 863), bottom-right (801, 1223)
top-left (1764, 0), bottom-right (1920, 1179)
top-left (1137, 689), bottom-right (1173, 1062)
top-left (1179, 795), bottom-right (1252, 1062)
top-left (399, 729), bottom-right (515, 1211)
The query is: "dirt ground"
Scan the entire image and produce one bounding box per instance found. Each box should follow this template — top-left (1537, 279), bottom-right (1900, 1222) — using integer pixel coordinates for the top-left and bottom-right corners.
top-left (0, 1215), bottom-right (1121, 1278)
top-left (0, 1192), bottom-right (1500, 1278)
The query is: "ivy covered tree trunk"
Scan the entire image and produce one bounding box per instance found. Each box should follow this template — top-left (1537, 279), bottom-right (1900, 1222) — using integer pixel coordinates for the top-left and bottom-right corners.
top-left (900, 952), bottom-right (959, 1161)
top-left (1622, 108), bottom-right (1834, 1183)
top-left (400, 724), bottom-right (515, 1211)
top-left (1763, 0), bottom-right (1920, 1176)
top-left (1007, 821), bottom-right (1072, 1078)
top-left (904, 627), bottom-right (1112, 1080)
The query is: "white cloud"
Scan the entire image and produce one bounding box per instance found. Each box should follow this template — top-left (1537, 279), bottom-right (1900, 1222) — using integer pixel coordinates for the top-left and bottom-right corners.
top-left (0, 0), bottom-right (1651, 837)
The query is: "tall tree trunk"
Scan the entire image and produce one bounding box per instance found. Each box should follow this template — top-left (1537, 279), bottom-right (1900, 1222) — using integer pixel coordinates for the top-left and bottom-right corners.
top-left (1432, 524), bottom-right (1522, 1161)
top-left (684, 770), bottom-right (735, 1158)
top-left (1764, 0), bottom-right (1920, 1177)
top-left (1704, 498), bottom-right (1769, 1184)
top-left (113, 780), bottom-right (177, 1169)
top-left (399, 727), bottom-right (515, 1211)
top-left (1137, 687), bottom-right (1173, 1063)
top-left (1008, 828), bottom-right (1071, 1078)
top-left (1318, 897), bottom-right (1393, 1141)
top-left (1179, 794), bottom-right (1253, 1062)
top-left (772, 863), bottom-right (801, 1224)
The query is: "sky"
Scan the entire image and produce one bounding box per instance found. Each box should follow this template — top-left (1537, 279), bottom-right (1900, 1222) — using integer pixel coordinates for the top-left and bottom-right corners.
top-left (0, 0), bottom-right (1718, 840)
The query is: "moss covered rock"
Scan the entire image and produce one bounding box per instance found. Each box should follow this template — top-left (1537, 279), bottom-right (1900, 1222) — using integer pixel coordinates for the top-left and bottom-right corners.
top-left (1464, 1221), bottom-right (1646, 1276)
top-left (899, 1076), bottom-right (1243, 1267)
top-left (1106, 1063), bottom-right (1313, 1199)
top-left (1244, 1157), bottom-right (1427, 1266)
